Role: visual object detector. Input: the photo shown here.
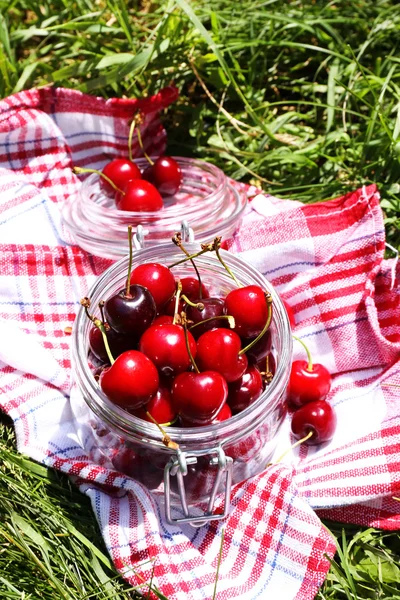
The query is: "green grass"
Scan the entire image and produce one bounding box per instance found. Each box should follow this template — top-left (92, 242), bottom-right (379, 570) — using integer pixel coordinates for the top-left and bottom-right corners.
top-left (1, 0), bottom-right (400, 597)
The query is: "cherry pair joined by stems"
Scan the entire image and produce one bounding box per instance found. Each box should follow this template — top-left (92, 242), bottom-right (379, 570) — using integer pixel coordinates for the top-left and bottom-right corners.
top-left (288, 336), bottom-right (336, 445)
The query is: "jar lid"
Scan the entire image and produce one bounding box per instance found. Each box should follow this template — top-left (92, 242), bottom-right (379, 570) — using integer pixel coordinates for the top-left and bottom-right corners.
top-left (62, 158), bottom-right (247, 259)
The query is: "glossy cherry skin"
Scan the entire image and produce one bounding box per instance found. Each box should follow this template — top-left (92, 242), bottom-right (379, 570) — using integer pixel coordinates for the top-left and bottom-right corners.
top-left (142, 156), bottom-right (182, 196)
top-left (288, 360), bottom-right (332, 407)
top-left (99, 350), bottom-right (159, 410)
top-left (101, 158), bottom-right (141, 194)
top-left (163, 295), bottom-right (185, 317)
top-left (116, 179), bottom-right (163, 211)
top-left (186, 297), bottom-right (226, 339)
top-left (172, 371), bottom-right (228, 424)
top-left (133, 384), bottom-right (177, 424)
top-left (180, 277), bottom-right (210, 301)
top-left (180, 400), bottom-right (232, 427)
top-left (228, 364), bottom-right (263, 414)
top-left (242, 329), bottom-right (272, 365)
top-left (104, 284), bottom-right (156, 337)
top-left (139, 323), bottom-right (197, 376)
top-left (291, 400), bottom-right (337, 445)
top-left (196, 328), bottom-right (248, 383)
top-left (152, 315), bottom-right (174, 326)
top-left (89, 325), bottom-right (136, 362)
top-left (130, 262), bottom-right (176, 310)
top-left (225, 285), bottom-right (269, 338)
top-left (282, 299), bottom-right (296, 328)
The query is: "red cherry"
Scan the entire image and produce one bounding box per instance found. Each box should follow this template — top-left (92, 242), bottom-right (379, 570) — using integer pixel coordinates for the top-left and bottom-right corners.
top-left (291, 400), bottom-right (337, 445)
top-left (228, 364), bottom-right (263, 414)
top-left (172, 371), bottom-right (228, 424)
top-left (130, 263), bottom-right (176, 310)
top-left (133, 384), bottom-right (177, 424)
top-left (288, 360), bottom-right (331, 407)
top-left (180, 400), bottom-right (232, 427)
top-left (101, 158), bottom-right (141, 193)
top-left (116, 179), bottom-right (163, 212)
top-left (142, 156), bottom-right (182, 196)
top-left (225, 285), bottom-right (269, 338)
top-left (196, 328), bottom-right (248, 383)
top-left (282, 299), bottom-right (295, 328)
top-left (139, 323), bottom-right (197, 376)
top-left (99, 350), bottom-right (159, 410)
top-left (180, 277), bottom-right (210, 301)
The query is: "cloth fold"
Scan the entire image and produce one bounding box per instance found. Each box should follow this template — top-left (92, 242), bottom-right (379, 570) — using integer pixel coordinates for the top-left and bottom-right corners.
top-left (1, 86), bottom-right (399, 599)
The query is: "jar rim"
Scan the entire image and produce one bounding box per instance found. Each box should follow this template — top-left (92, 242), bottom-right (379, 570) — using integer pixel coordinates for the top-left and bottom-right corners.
top-left (72, 245), bottom-right (292, 448)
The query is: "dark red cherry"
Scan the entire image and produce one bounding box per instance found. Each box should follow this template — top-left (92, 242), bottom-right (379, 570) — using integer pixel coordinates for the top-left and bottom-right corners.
top-left (228, 364), bottom-right (263, 414)
top-left (196, 328), bottom-right (248, 383)
top-left (89, 325), bottom-right (135, 362)
top-left (133, 384), bottom-right (177, 424)
top-left (291, 400), bottom-right (337, 445)
top-left (101, 158), bottom-right (141, 193)
top-left (225, 285), bottom-right (269, 338)
top-left (99, 350), bottom-right (159, 410)
top-left (186, 297), bottom-right (226, 339)
top-left (130, 262), bottom-right (176, 310)
top-left (139, 323), bottom-right (197, 376)
top-left (172, 371), bottom-right (228, 424)
top-left (104, 284), bottom-right (156, 337)
top-left (180, 277), bottom-right (210, 301)
top-left (142, 156), bottom-right (182, 196)
top-left (288, 360), bottom-right (331, 407)
top-left (243, 329), bottom-right (272, 365)
top-left (116, 179), bottom-right (163, 212)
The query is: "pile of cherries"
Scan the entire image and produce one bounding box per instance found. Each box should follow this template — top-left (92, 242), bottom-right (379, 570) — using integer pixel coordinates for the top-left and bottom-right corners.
top-left (74, 112), bottom-right (182, 212)
top-left (84, 230), bottom-right (337, 449)
top-left (84, 233), bottom-right (275, 434)
top-left (287, 333), bottom-right (336, 446)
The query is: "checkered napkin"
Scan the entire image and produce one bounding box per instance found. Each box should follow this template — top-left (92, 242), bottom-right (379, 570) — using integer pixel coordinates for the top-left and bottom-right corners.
top-left (0, 86), bottom-right (398, 599)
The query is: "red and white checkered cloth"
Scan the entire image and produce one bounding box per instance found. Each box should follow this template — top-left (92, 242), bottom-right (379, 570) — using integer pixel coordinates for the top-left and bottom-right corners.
top-left (1, 86), bottom-right (399, 599)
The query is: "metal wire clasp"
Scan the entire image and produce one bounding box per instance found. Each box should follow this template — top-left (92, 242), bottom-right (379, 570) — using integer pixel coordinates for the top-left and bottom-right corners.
top-left (132, 224), bottom-right (148, 249)
top-left (180, 220), bottom-right (195, 243)
top-left (164, 446), bottom-right (233, 527)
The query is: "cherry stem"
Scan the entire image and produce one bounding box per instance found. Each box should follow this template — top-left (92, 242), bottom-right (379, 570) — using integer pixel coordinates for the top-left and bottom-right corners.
top-left (272, 430), bottom-right (314, 465)
top-left (167, 247), bottom-right (210, 269)
top-left (135, 119), bottom-right (154, 166)
top-left (173, 233), bottom-right (204, 299)
top-left (128, 117), bottom-right (136, 163)
top-left (214, 246), bottom-right (242, 288)
top-left (183, 322), bottom-right (200, 373)
top-left (172, 280), bottom-right (182, 326)
top-left (189, 314), bottom-right (235, 331)
top-left (98, 301), bottom-right (107, 327)
top-left (181, 295), bottom-right (204, 310)
top-left (261, 354), bottom-right (273, 385)
top-left (72, 166), bottom-right (124, 195)
top-left (239, 293), bottom-right (273, 355)
top-left (80, 298), bottom-right (115, 365)
top-left (293, 335), bottom-right (313, 371)
top-left (125, 225), bottom-right (134, 298)
top-left (145, 412), bottom-right (179, 450)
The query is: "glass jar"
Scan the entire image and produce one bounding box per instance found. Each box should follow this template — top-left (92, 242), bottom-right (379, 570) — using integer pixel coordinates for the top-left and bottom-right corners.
top-left (62, 158), bottom-right (247, 259)
top-left (70, 243), bottom-right (292, 526)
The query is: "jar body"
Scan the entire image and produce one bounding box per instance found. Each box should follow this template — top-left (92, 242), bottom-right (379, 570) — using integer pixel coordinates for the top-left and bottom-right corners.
top-left (70, 244), bottom-right (292, 506)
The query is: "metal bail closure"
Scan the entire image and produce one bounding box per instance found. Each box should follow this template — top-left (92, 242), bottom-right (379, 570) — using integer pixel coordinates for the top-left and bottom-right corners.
top-left (132, 224), bottom-right (148, 249)
top-left (164, 446), bottom-right (233, 527)
top-left (180, 220), bottom-right (195, 243)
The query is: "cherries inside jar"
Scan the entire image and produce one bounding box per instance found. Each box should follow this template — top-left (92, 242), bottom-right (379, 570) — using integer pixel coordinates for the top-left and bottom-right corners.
top-left (70, 240), bottom-right (292, 524)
